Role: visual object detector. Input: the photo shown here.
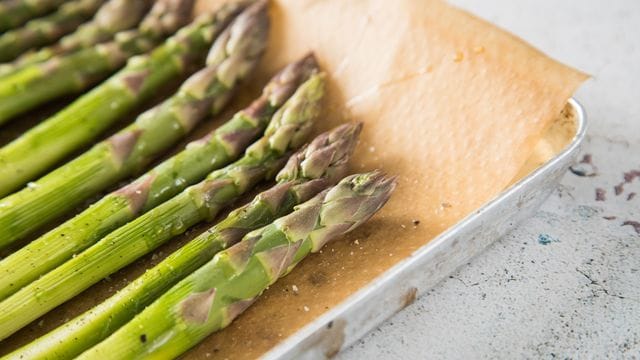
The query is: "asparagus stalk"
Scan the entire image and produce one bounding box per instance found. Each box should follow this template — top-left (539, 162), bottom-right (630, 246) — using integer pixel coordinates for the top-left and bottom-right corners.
top-left (0, 0), bottom-right (66, 32)
top-left (0, 0), bottom-right (153, 77)
top-left (0, 1), bottom-right (242, 197)
top-left (8, 123), bottom-right (360, 360)
top-left (0, 12), bottom-right (270, 278)
top-left (79, 171), bottom-right (396, 359)
top-left (0, 0), bottom-right (106, 63)
top-left (0, 0), bottom-right (198, 126)
top-left (0, 54), bottom-right (316, 301)
top-left (0, 71), bottom-right (324, 341)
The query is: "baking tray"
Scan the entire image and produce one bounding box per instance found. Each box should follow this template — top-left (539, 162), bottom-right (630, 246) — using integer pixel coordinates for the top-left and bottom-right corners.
top-left (262, 98), bottom-right (587, 359)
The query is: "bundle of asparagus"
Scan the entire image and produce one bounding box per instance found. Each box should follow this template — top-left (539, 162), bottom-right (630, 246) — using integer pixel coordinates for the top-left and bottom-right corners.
top-left (0, 0), bottom-right (269, 253)
top-left (8, 122), bottom-right (362, 360)
top-left (0, 0), bottom-right (199, 126)
top-left (0, 0), bottom-right (153, 77)
top-left (0, 0), bottom-right (246, 196)
top-left (79, 171), bottom-right (396, 359)
top-left (0, 0), bottom-right (66, 32)
top-left (0, 2), bottom-right (398, 357)
top-left (0, 68), bottom-right (325, 340)
top-left (0, 0), bottom-right (106, 63)
top-left (0, 54), bottom-right (316, 300)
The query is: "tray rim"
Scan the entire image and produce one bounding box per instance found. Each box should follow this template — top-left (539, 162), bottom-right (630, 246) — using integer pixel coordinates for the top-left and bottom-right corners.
top-left (264, 98), bottom-right (587, 359)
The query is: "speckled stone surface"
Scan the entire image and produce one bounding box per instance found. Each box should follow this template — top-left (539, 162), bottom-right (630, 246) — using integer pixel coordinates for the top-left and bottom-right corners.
top-left (339, 1), bottom-right (640, 358)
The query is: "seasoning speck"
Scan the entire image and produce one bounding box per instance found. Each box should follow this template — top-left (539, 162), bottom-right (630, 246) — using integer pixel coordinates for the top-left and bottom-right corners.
top-left (140, 334), bottom-right (147, 343)
top-left (303, 306), bottom-right (310, 312)
top-left (628, 192), bottom-right (636, 201)
top-left (412, 219), bottom-right (420, 226)
top-left (595, 188), bottom-right (606, 201)
top-left (292, 285), bottom-right (299, 294)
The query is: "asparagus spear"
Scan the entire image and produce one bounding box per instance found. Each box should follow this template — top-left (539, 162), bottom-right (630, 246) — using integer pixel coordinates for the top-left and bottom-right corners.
top-left (0, 55), bottom-right (316, 301)
top-left (78, 171), bottom-right (396, 359)
top-left (0, 0), bottom-right (106, 63)
top-left (0, 1), bottom-right (242, 197)
top-left (0, 0), bottom-right (66, 32)
top-left (0, 71), bottom-right (324, 341)
top-left (0, 0), bottom-right (198, 126)
top-left (0, 0), bottom-right (153, 77)
top-left (8, 123), bottom-right (361, 360)
top-left (0, 12), bottom-right (269, 276)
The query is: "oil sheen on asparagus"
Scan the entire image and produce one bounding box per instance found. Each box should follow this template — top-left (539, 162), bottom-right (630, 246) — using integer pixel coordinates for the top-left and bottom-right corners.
top-left (0, 62), bottom-right (323, 340)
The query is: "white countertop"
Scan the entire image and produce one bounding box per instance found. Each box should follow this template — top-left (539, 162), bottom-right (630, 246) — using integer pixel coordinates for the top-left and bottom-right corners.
top-left (340, 1), bottom-right (640, 358)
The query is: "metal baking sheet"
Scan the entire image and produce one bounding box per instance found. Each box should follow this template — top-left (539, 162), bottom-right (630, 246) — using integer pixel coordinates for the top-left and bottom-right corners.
top-left (263, 98), bottom-right (587, 359)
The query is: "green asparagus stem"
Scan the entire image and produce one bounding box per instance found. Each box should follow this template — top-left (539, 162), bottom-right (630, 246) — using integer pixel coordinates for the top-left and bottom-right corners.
top-left (0, 9), bottom-right (271, 288)
top-left (0, 54), bottom-right (314, 303)
top-left (0, 0), bottom-right (106, 63)
top-left (0, 69), bottom-right (323, 341)
top-left (8, 122), bottom-right (360, 360)
top-left (79, 171), bottom-right (396, 359)
top-left (0, 0), bottom-right (66, 32)
top-left (0, 0), bottom-right (198, 126)
top-left (0, 2), bottom-right (241, 197)
top-left (0, 0), bottom-right (153, 77)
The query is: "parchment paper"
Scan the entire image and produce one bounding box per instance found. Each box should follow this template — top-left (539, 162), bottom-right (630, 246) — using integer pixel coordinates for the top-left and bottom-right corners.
top-left (1, 0), bottom-right (588, 358)
top-left (188, 0), bottom-right (587, 357)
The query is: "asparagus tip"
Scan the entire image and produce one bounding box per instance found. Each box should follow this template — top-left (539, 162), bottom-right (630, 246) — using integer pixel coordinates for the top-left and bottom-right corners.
top-left (245, 54), bottom-right (321, 120)
top-left (141, 0), bottom-right (195, 34)
top-left (205, 0), bottom-right (270, 88)
top-left (93, 0), bottom-right (152, 31)
top-left (326, 170), bottom-right (397, 230)
top-left (277, 122), bottom-right (363, 183)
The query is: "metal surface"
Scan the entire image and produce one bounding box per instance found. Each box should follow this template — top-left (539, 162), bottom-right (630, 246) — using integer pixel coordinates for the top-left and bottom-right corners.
top-left (263, 98), bottom-right (587, 360)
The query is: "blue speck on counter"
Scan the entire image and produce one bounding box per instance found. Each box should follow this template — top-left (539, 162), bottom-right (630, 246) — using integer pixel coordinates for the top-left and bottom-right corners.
top-left (537, 233), bottom-right (558, 245)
